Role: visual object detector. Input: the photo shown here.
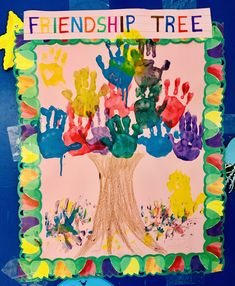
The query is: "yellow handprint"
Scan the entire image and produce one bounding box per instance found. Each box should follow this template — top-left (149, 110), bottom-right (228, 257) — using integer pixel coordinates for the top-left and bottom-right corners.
top-left (117, 29), bottom-right (143, 64)
top-left (167, 170), bottom-right (205, 219)
top-left (62, 67), bottom-right (109, 117)
top-left (0, 11), bottom-right (23, 70)
top-left (39, 47), bottom-right (67, 87)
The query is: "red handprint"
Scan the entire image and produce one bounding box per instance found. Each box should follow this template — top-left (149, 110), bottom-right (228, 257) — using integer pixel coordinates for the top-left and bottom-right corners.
top-left (157, 78), bottom-right (194, 128)
top-left (104, 84), bottom-right (134, 118)
top-left (63, 103), bottom-right (105, 156)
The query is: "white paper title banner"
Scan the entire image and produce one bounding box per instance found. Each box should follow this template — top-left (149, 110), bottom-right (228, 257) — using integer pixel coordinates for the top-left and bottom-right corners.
top-left (24, 8), bottom-right (212, 40)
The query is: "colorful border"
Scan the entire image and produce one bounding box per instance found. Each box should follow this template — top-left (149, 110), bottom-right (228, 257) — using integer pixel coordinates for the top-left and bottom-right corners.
top-left (14, 22), bottom-right (226, 282)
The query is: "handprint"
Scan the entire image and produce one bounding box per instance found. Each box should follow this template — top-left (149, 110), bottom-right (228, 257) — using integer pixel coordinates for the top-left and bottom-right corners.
top-left (137, 39), bottom-right (158, 58)
top-left (39, 47), bottom-right (67, 86)
top-left (133, 57), bottom-right (170, 92)
top-left (129, 41), bottom-right (170, 95)
top-left (134, 83), bottom-right (162, 129)
top-left (138, 119), bottom-right (172, 158)
top-left (169, 112), bottom-right (203, 161)
top-left (63, 103), bottom-right (106, 156)
top-left (131, 49), bottom-right (170, 130)
top-left (104, 83), bottom-right (134, 118)
top-left (88, 108), bottom-right (111, 155)
top-left (62, 67), bottom-right (108, 117)
top-left (157, 78), bottom-right (194, 128)
top-left (37, 106), bottom-right (82, 175)
top-left (96, 40), bottom-right (135, 106)
top-left (101, 115), bottom-right (143, 158)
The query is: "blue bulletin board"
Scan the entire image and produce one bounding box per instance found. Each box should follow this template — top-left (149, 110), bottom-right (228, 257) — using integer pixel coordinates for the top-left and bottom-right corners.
top-left (0, 1), bottom-right (234, 286)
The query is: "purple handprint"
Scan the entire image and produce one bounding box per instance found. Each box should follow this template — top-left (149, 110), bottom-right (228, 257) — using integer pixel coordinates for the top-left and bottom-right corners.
top-left (89, 109), bottom-right (111, 155)
top-left (169, 112), bottom-right (203, 161)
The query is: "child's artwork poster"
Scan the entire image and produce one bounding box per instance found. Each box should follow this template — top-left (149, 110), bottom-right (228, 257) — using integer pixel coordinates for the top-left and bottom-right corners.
top-left (15, 9), bottom-right (226, 282)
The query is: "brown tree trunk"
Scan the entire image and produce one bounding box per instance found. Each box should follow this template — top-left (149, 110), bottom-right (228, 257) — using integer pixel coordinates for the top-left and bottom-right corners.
top-left (78, 153), bottom-right (165, 257)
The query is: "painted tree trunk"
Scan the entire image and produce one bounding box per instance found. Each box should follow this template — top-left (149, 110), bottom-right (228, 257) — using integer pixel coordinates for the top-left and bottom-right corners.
top-left (78, 153), bottom-right (165, 256)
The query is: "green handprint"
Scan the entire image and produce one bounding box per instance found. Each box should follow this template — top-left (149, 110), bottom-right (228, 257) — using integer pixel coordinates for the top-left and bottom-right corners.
top-left (101, 115), bottom-right (143, 158)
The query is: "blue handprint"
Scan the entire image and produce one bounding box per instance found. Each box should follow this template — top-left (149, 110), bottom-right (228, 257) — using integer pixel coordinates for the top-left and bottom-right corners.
top-left (138, 119), bottom-right (172, 158)
top-left (169, 111), bottom-right (203, 161)
top-left (96, 40), bottom-right (135, 106)
top-left (101, 115), bottom-right (143, 158)
top-left (37, 106), bottom-right (82, 175)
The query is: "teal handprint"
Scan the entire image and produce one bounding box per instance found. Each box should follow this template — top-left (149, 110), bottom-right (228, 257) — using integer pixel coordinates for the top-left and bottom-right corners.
top-left (38, 106), bottom-right (82, 175)
top-left (138, 119), bottom-right (172, 158)
top-left (134, 84), bottom-right (162, 129)
top-left (101, 115), bottom-right (142, 158)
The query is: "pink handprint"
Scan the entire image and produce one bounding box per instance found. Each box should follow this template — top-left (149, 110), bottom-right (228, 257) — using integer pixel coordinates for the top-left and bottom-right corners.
top-left (104, 84), bottom-right (134, 118)
top-left (63, 103), bottom-right (106, 156)
top-left (157, 78), bottom-right (194, 128)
